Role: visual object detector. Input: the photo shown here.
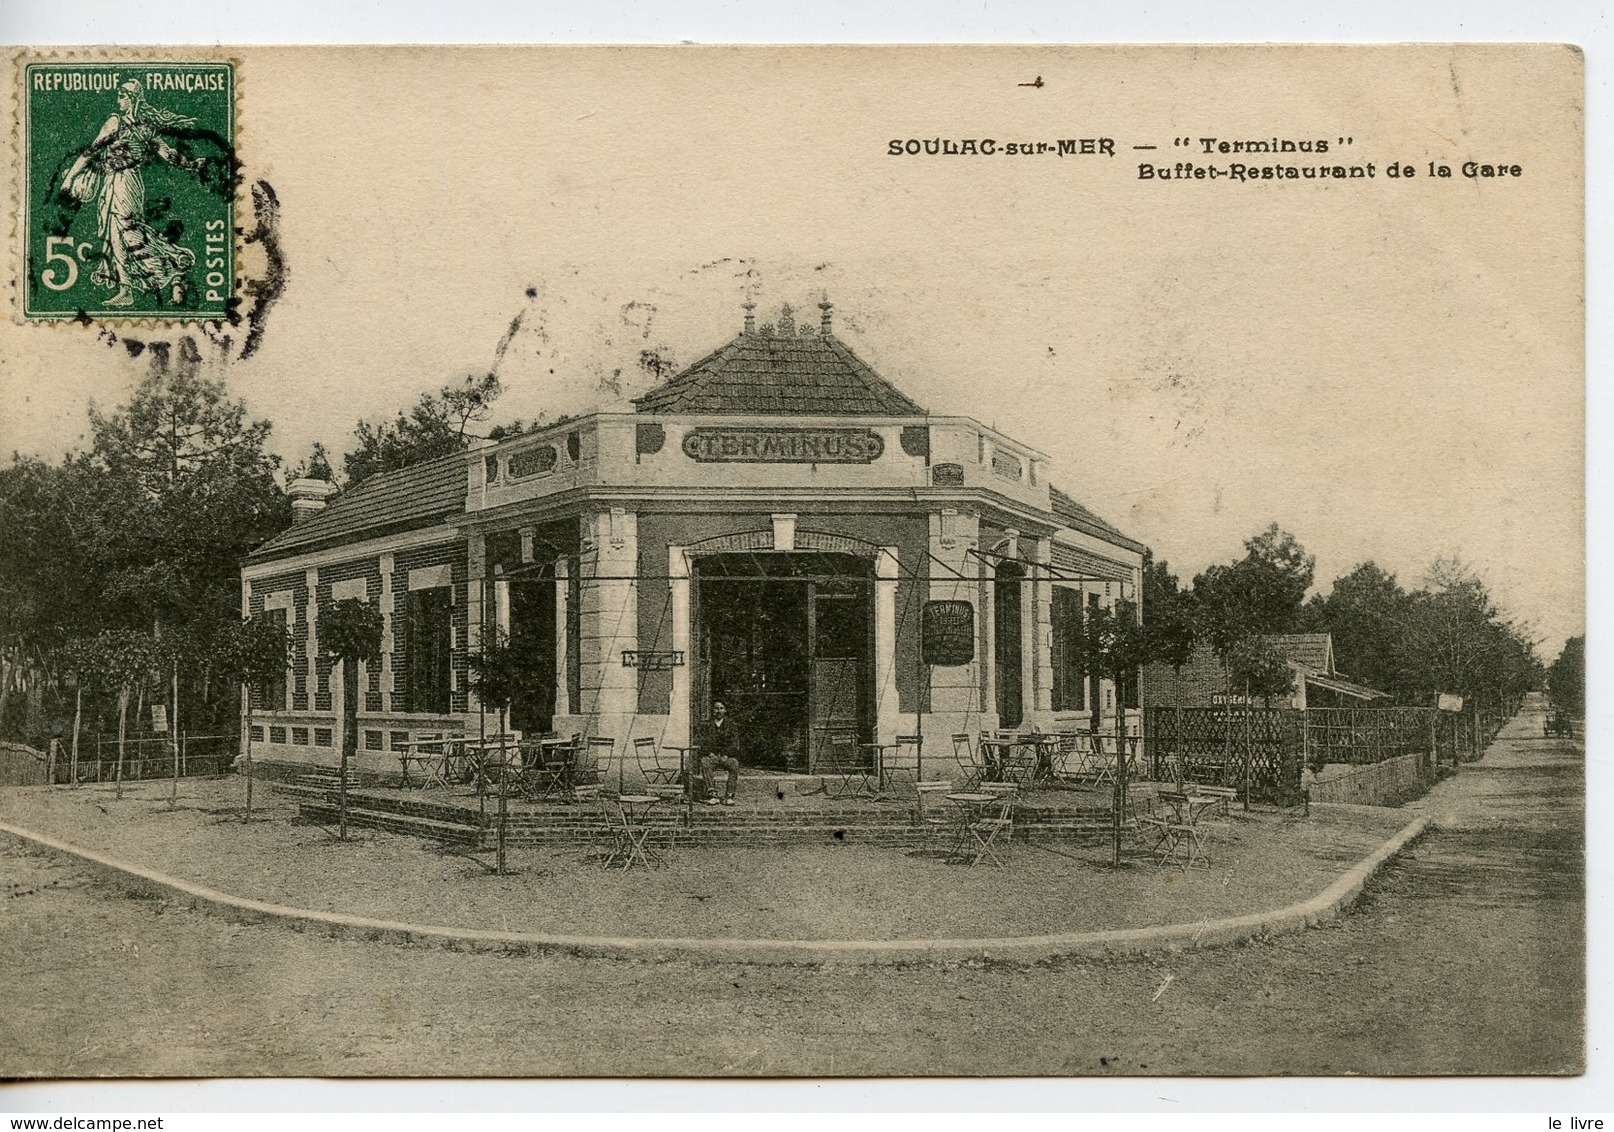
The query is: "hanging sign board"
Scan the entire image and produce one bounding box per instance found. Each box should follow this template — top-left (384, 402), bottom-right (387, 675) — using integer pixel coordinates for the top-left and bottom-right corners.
top-left (1437, 693), bottom-right (1464, 713)
top-left (622, 650), bottom-right (685, 671)
top-left (922, 600), bottom-right (975, 666)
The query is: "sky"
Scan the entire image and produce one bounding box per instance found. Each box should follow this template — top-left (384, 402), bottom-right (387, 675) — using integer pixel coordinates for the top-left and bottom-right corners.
top-left (0, 44), bottom-right (1583, 657)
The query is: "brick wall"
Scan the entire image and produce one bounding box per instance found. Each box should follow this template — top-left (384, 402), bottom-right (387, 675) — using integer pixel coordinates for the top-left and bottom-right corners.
top-left (1305, 749), bottom-right (1435, 806)
top-left (316, 556), bottom-right (383, 712)
top-left (391, 541), bottom-right (470, 714)
top-left (247, 569), bottom-right (306, 712)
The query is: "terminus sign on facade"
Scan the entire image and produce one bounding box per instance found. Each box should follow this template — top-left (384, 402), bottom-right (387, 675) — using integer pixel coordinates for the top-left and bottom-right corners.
top-left (682, 427), bottom-right (885, 464)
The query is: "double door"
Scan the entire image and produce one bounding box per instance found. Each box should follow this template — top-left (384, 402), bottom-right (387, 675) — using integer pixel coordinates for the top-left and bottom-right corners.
top-left (695, 556), bottom-right (873, 773)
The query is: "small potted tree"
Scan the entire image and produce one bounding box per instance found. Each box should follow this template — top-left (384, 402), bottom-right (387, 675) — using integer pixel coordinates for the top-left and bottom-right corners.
top-left (1223, 634), bottom-right (1296, 809)
top-left (56, 639), bottom-right (96, 788)
top-left (214, 616), bottom-right (292, 822)
top-left (467, 628), bottom-right (546, 875)
top-left (91, 629), bottom-right (162, 802)
top-left (1083, 599), bottom-right (1160, 866)
top-left (321, 598), bottom-right (383, 841)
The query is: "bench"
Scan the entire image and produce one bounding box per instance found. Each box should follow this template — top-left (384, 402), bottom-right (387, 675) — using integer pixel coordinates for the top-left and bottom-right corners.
top-left (1188, 784), bottom-right (1238, 816)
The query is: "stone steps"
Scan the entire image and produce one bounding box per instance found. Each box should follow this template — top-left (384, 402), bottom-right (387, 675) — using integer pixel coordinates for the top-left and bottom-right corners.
top-left (290, 784), bottom-right (1117, 848)
top-left (297, 800), bottom-right (485, 846)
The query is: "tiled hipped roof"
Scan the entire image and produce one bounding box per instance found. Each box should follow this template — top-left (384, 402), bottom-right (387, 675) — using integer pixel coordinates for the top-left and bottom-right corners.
top-left (1047, 486), bottom-right (1146, 554)
top-left (246, 453), bottom-right (467, 562)
top-left (635, 327), bottom-right (927, 417)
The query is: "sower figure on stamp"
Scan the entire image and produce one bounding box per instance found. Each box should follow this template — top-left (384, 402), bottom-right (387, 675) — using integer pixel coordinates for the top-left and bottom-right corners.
top-left (699, 700), bottom-right (741, 806)
top-left (59, 80), bottom-right (206, 308)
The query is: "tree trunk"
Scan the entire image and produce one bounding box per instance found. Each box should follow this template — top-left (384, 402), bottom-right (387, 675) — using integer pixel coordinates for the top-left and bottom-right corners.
top-left (169, 659), bottom-right (181, 809)
top-left (115, 687), bottom-right (129, 800)
top-left (496, 707), bottom-right (508, 876)
top-left (70, 684), bottom-right (82, 787)
top-left (243, 699), bottom-right (255, 822)
top-left (340, 656), bottom-right (357, 840)
top-left (1111, 670), bottom-right (1128, 867)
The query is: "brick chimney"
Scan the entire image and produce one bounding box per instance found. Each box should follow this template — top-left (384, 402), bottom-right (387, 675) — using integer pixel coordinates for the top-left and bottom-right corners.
top-left (287, 477), bottom-right (338, 524)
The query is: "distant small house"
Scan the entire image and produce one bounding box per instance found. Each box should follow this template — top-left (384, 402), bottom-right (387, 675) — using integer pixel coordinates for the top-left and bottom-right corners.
top-left (1142, 632), bottom-right (1391, 710)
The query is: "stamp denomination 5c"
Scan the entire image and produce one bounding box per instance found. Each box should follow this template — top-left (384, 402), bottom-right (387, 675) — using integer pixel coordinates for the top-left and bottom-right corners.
top-left (20, 60), bottom-right (235, 321)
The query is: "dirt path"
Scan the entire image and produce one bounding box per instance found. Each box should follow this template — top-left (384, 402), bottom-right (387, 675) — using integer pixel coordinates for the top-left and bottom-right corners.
top-left (0, 703), bottom-right (1580, 1077)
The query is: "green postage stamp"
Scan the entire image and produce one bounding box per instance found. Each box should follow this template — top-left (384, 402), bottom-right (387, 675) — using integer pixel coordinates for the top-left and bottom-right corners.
top-left (20, 60), bottom-right (235, 321)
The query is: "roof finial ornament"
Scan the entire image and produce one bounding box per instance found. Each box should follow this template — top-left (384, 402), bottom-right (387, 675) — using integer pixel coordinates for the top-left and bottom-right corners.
top-left (819, 292), bottom-right (833, 335)
top-left (742, 298), bottom-right (756, 335)
top-left (777, 302), bottom-right (795, 337)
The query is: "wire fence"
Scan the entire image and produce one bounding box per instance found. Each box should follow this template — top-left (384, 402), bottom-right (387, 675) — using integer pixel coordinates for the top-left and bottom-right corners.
top-left (55, 733), bottom-right (235, 784)
top-left (1145, 699), bottom-right (1520, 804)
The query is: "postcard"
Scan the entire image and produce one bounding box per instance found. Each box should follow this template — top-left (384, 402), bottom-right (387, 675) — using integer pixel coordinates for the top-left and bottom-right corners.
top-left (0, 45), bottom-right (1583, 1077)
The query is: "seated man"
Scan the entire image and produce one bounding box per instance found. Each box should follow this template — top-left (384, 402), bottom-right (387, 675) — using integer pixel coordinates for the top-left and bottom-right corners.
top-left (699, 700), bottom-right (741, 806)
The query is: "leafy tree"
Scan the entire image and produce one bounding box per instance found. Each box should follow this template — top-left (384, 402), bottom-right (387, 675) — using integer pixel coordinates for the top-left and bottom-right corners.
top-left (1193, 524), bottom-right (1315, 657)
top-left (284, 441), bottom-right (336, 483)
top-left (1298, 561), bottom-right (1409, 694)
top-left (87, 630), bottom-right (162, 801)
top-left (1547, 636), bottom-right (1584, 720)
top-left (86, 349), bottom-right (289, 647)
top-left (0, 456), bottom-right (111, 740)
top-left (1398, 557), bottom-right (1542, 720)
top-left (467, 627), bottom-right (549, 874)
top-left (343, 373), bottom-right (502, 486)
top-left (1227, 636), bottom-right (1296, 706)
top-left (1141, 550), bottom-right (1197, 671)
top-left (1084, 598), bottom-right (1185, 865)
top-left (55, 638), bottom-right (99, 786)
top-left (1214, 635), bottom-right (1295, 811)
top-left (214, 616), bottom-right (293, 821)
top-left (322, 598), bottom-right (382, 839)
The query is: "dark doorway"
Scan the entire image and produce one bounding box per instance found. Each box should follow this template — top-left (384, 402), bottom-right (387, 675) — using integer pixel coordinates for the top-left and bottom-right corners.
top-left (994, 561), bottom-right (1025, 727)
top-left (694, 552), bottom-right (873, 773)
top-left (507, 571), bottom-right (557, 734)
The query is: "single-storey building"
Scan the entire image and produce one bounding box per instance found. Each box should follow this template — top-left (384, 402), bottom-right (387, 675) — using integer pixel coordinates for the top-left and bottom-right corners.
top-left (240, 299), bottom-right (1146, 782)
top-left (1142, 632), bottom-right (1391, 711)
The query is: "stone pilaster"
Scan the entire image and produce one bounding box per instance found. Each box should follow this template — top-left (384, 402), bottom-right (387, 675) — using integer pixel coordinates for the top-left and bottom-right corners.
top-left (667, 545), bottom-right (692, 753)
top-left (576, 509), bottom-right (639, 769)
top-left (874, 546), bottom-right (901, 745)
top-left (927, 508), bottom-right (984, 741)
top-left (1030, 537), bottom-right (1052, 715)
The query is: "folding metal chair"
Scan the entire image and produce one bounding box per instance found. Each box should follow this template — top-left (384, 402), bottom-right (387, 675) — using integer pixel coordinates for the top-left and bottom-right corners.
top-left (1151, 791), bottom-right (1213, 870)
top-left (885, 734), bottom-right (923, 791)
top-left (818, 728), bottom-right (874, 798)
top-left (999, 737), bottom-right (1038, 786)
top-left (632, 736), bottom-right (681, 789)
top-left (1087, 733), bottom-right (1117, 787)
top-left (532, 734), bottom-right (577, 801)
top-left (952, 732), bottom-right (988, 791)
top-left (1051, 731), bottom-right (1083, 781)
top-left (907, 778), bottom-right (957, 856)
top-left (860, 733), bottom-right (920, 795)
top-left (577, 736), bottom-right (613, 795)
top-left (569, 784), bottom-right (614, 861)
top-left (962, 792), bottom-right (1016, 867)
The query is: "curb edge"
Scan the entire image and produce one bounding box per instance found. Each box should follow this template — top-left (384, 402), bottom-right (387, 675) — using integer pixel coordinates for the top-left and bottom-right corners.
top-left (0, 814), bottom-right (1429, 966)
